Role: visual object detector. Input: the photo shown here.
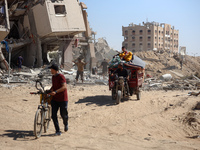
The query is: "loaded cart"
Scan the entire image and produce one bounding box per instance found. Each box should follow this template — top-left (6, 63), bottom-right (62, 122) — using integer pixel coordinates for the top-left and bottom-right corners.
top-left (108, 55), bottom-right (145, 104)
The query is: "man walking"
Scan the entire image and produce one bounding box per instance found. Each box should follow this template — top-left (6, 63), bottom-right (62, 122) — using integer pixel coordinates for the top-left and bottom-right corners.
top-left (73, 58), bottom-right (86, 83)
top-left (49, 63), bottom-right (68, 136)
top-left (100, 59), bottom-right (108, 77)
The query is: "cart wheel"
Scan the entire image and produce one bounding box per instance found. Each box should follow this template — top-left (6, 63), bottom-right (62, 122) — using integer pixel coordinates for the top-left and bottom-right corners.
top-left (112, 89), bottom-right (117, 100)
top-left (137, 91), bottom-right (141, 100)
top-left (116, 90), bottom-right (121, 104)
top-left (129, 88), bottom-right (133, 96)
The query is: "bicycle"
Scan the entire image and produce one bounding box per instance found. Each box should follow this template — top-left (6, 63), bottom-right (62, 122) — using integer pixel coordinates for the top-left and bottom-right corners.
top-left (30, 80), bottom-right (52, 138)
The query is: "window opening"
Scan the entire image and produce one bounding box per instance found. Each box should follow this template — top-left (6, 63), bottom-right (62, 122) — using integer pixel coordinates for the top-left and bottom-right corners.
top-left (54, 5), bottom-right (66, 16)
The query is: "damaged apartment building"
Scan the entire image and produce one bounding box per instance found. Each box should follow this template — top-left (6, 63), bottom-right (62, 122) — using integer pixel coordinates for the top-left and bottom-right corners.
top-left (0, 0), bottom-right (96, 71)
top-left (122, 21), bottom-right (179, 53)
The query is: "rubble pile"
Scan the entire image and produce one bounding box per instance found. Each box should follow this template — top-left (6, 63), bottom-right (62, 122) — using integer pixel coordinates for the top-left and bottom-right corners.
top-left (135, 50), bottom-right (200, 79)
top-left (0, 65), bottom-right (108, 87)
top-left (131, 50), bottom-right (200, 91)
top-left (0, 47), bottom-right (200, 94)
top-left (143, 75), bottom-right (200, 91)
top-left (94, 38), bottom-right (118, 65)
top-left (0, 66), bottom-right (51, 85)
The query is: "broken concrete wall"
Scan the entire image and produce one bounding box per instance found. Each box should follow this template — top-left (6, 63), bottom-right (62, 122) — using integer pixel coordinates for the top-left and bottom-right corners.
top-left (42, 44), bottom-right (49, 64)
top-left (0, 43), bottom-right (8, 70)
top-left (60, 40), bottom-right (74, 71)
top-left (18, 14), bottom-right (31, 39)
top-left (82, 9), bottom-right (91, 38)
top-left (94, 38), bottom-right (118, 64)
top-left (25, 8), bottom-right (42, 67)
top-left (85, 43), bottom-right (96, 70)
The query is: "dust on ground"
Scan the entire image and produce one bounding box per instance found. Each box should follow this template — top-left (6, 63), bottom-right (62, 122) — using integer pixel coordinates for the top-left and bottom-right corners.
top-left (0, 83), bottom-right (199, 150)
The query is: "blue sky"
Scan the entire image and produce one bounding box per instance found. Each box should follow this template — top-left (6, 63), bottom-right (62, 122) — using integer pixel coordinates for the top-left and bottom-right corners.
top-left (80, 0), bottom-right (200, 56)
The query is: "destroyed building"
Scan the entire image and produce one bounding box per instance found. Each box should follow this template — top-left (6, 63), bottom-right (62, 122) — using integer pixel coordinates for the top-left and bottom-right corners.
top-left (94, 38), bottom-right (118, 66)
top-left (0, 0), bottom-right (97, 71)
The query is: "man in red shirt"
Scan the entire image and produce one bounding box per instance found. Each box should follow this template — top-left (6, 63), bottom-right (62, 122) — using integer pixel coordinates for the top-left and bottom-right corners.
top-left (49, 64), bottom-right (68, 136)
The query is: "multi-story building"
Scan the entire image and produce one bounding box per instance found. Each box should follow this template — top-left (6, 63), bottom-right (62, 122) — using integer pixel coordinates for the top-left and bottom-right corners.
top-left (122, 21), bottom-right (179, 53)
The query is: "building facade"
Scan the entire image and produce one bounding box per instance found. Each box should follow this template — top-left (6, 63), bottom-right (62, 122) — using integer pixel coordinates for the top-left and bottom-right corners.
top-left (122, 21), bottom-right (179, 53)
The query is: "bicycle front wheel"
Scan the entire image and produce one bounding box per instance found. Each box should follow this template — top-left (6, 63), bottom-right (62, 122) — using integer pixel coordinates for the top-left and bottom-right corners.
top-left (34, 108), bottom-right (44, 138)
top-left (44, 106), bottom-right (51, 133)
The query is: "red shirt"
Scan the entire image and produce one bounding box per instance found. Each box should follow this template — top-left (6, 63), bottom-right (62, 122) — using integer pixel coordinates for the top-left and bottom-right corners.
top-left (52, 73), bottom-right (68, 102)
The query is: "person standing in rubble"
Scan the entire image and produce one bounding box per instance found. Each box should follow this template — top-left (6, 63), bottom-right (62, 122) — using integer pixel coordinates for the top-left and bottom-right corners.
top-left (17, 55), bottom-right (23, 72)
top-left (100, 59), bottom-right (108, 77)
top-left (73, 58), bottom-right (86, 83)
top-left (49, 63), bottom-right (68, 136)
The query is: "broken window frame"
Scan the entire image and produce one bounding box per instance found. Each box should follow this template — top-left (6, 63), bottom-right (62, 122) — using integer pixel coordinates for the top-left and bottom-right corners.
top-left (54, 5), bottom-right (67, 17)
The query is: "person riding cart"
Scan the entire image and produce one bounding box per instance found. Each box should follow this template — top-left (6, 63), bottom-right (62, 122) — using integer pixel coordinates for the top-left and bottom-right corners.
top-left (110, 63), bottom-right (130, 100)
top-left (111, 63), bottom-right (129, 81)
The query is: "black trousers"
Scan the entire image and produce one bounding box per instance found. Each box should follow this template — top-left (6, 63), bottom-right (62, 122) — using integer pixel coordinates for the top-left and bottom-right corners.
top-left (51, 100), bottom-right (68, 132)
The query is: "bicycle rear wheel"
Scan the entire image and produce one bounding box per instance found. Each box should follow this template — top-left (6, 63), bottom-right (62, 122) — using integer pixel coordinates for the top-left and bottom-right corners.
top-left (44, 106), bottom-right (51, 133)
top-left (34, 108), bottom-right (44, 138)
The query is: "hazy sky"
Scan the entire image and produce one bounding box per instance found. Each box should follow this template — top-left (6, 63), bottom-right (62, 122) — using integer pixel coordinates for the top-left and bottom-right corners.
top-left (80, 0), bottom-right (200, 56)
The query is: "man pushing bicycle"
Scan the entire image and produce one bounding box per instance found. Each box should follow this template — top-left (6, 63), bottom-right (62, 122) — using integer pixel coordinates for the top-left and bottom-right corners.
top-left (49, 63), bottom-right (69, 136)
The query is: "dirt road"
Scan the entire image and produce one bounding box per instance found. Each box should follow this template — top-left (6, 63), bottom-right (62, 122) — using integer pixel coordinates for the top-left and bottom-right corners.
top-left (0, 83), bottom-right (199, 150)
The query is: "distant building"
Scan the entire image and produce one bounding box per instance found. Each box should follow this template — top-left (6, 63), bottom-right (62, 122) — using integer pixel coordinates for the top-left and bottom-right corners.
top-left (122, 21), bottom-right (179, 53)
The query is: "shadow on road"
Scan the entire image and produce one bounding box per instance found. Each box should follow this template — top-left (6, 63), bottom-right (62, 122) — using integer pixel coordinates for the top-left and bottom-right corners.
top-left (75, 95), bottom-right (115, 106)
top-left (1, 130), bottom-right (56, 140)
top-left (1, 130), bottom-right (34, 140)
top-left (75, 95), bottom-right (133, 106)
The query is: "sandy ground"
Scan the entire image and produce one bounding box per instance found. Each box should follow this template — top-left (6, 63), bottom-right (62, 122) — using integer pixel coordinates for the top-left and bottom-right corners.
top-left (0, 83), bottom-right (200, 150)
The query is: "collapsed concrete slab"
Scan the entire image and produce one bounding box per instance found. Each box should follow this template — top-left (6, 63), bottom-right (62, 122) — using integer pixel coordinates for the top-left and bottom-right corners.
top-left (94, 38), bottom-right (118, 65)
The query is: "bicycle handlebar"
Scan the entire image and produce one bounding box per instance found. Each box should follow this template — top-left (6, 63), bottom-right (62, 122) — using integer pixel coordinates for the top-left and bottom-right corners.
top-left (35, 80), bottom-right (44, 91)
top-left (31, 79), bottom-right (52, 95)
top-left (30, 91), bottom-right (43, 95)
top-left (30, 90), bottom-right (52, 95)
